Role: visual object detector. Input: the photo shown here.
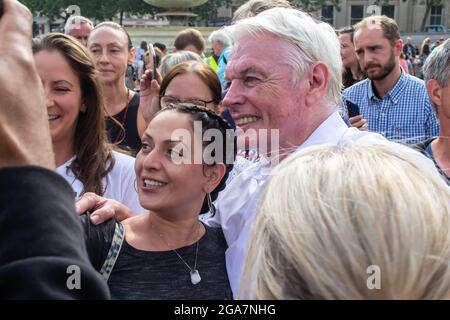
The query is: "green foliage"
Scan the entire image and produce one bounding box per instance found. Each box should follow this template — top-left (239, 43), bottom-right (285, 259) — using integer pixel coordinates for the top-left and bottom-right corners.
top-left (20, 0), bottom-right (65, 21)
top-left (193, 0), bottom-right (233, 24)
top-left (20, 0), bottom-right (161, 22)
top-left (19, 0), bottom-right (352, 26)
top-left (193, 0), bottom-right (343, 25)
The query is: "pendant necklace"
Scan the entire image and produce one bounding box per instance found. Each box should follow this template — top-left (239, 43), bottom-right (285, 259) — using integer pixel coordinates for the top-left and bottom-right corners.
top-left (151, 220), bottom-right (202, 285)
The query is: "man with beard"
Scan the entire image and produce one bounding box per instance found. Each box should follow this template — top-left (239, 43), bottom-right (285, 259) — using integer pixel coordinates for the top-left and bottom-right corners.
top-left (343, 15), bottom-right (439, 144)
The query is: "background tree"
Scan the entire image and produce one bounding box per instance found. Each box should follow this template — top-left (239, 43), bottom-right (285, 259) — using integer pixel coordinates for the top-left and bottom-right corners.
top-left (194, 0), bottom-right (233, 25)
top-left (20, 0), bottom-right (161, 24)
top-left (20, 0), bottom-right (65, 22)
top-left (193, 0), bottom-right (343, 26)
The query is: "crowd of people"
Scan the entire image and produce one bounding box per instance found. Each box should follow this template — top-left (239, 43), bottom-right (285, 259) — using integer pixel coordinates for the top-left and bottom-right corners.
top-left (1, 0), bottom-right (450, 300)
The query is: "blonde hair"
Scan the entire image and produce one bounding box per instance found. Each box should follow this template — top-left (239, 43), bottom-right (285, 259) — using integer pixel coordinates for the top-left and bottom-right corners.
top-left (421, 37), bottom-right (432, 57)
top-left (241, 141), bottom-right (450, 299)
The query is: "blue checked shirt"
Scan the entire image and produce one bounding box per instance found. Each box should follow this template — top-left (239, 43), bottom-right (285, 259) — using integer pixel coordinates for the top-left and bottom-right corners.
top-left (342, 72), bottom-right (439, 144)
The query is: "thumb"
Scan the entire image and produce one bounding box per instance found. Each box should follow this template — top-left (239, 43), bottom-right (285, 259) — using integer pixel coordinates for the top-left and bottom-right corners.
top-left (75, 192), bottom-right (102, 214)
top-left (89, 207), bottom-right (116, 225)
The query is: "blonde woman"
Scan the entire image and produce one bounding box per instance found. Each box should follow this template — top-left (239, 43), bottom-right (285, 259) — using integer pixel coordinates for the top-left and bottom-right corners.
top-left (241, 141), bottom-right (450, 299)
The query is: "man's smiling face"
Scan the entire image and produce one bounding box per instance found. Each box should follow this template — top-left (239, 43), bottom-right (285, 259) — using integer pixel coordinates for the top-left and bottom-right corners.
top-left (223, 32), bottom-right (309, 151)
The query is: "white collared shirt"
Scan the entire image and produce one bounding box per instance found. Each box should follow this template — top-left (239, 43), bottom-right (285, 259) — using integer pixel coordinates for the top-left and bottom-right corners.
top-left (207, 111), bottom-right (389, 296)
top-left (56, 151), bottom-right (144, 214)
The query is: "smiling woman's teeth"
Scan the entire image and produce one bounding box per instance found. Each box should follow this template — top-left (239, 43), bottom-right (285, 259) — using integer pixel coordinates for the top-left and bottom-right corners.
top-left (144, 179), bottom-right (165, 187)
top-left (236, 116), bottom-right (259, 126)
top-left (48, 115), bottom-right (60, 121)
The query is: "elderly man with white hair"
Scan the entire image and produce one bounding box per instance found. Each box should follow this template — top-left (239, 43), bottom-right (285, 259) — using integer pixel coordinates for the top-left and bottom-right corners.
top-left (76, 7), bottom-right (436, 298)
top-left (64, 15), bottom-right (93, 46)
top-left (415, 39), bottom-right (450, 185)
top-left (208, 29), bottom-right (233, 89)
top-left (207, 7), bottom-right (390, 296)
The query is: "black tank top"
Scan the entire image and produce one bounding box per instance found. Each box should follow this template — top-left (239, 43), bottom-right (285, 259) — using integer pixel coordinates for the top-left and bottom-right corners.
top-left (106, 93), bottom-right (142, 155)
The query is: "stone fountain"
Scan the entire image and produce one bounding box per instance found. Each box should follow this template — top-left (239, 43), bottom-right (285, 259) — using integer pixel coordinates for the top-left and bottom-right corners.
top-left (144, 0), bottom-right (208, 26)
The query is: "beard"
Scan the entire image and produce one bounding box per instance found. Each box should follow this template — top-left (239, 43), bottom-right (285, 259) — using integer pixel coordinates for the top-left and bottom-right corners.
top-left (364, 52), bottom-right (397, 81)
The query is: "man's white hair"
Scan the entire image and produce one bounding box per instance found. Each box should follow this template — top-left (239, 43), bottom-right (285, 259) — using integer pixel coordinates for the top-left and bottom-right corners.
top-left (225, 7), bottom-right (342, 108)
top-left (208, 29), bottom-right (232, 48)
top-left (64, 16), bottom-right (94, 34)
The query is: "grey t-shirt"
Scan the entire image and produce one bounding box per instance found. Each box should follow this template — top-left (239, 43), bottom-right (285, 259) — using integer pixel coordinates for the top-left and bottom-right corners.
top-left (81, 215), bottom-right (232, 300)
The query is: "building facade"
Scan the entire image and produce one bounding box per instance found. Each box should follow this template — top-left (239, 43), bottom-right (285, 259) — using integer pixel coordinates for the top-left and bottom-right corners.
top-left (317, 0), bottom-right (450, 32)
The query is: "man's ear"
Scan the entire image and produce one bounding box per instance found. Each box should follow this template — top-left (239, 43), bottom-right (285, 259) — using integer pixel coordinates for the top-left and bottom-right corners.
top-left (305, 61), bottom-right (329, 107)
top-left (203, 163), bottom-right (226, 193)
top-left (426, 79), bottom-right (442, 110)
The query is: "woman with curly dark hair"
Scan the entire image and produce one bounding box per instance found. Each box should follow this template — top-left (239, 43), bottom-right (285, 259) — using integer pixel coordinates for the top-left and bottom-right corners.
top-left (81, 104), bottom-right (236, 299)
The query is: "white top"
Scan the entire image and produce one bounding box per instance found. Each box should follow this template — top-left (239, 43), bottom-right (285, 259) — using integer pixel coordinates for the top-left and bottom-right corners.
top-left (56, 151), bottom-right (144, 214)
top-left (226, 155), bottom-right (253, 185)
top-left (206, 111), bottom-right (412, 297)
top-left (199, 156), bottom-right (253, 223)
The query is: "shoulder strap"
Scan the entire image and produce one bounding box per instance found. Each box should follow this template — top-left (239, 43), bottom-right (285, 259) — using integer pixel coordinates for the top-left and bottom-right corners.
top-left (100, 222), bottom-right (125, 282)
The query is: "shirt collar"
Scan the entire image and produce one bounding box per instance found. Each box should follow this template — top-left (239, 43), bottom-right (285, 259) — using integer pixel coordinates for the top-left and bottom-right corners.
top-left (252, 111), bottom-right (349, 181)
top-left (281, 111), bottom-right (348, 163)
top-left (298, 111), bottom-right (349, 150)
top-left (55, 155), bottom-right (76, 177)
top-left (367, 69), bottom-right (407, 104)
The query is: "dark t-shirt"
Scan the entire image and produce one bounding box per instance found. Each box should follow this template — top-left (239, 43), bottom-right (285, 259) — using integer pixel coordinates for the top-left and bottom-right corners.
top-left (80, 215), bottom-right (232, 300)
top-left (105, 93), bottom-right (142, 155)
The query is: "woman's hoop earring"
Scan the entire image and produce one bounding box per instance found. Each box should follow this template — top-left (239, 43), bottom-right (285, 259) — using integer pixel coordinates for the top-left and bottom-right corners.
top-left (134, 179), bottom-right (138, 193)
top-left (207, 193), bottom-right (216, 215)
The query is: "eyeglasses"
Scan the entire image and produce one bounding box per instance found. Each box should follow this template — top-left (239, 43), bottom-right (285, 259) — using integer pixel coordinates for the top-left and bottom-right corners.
top-left (160, 95), bottom-right (214, 109)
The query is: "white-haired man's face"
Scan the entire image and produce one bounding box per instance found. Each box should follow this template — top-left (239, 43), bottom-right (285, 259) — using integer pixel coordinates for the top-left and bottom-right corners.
top-left (67, 23), bottom-right (92, 47)
top-left (212, 40), bottom-right (224, 57)
top-left (223, 32), bottom-right (312, 153)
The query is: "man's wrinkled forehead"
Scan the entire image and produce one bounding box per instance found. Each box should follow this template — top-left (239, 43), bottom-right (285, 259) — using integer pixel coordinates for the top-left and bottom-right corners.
top-left (225, 32), bottom-right (280, 79)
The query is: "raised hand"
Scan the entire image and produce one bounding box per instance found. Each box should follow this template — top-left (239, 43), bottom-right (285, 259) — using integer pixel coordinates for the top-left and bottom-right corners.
top-left (0, 0), bottom-right (54, 169)
top-left (139, 68), bottom-right (163, 124)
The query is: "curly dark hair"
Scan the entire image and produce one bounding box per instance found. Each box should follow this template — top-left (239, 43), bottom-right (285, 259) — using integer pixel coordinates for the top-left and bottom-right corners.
top-left (157, 104), bottom-right (236, 215)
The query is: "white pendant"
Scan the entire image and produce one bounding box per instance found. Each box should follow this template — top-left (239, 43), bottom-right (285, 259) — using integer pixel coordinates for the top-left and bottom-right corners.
top-left (190, 269), bottom-right (201, 285)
